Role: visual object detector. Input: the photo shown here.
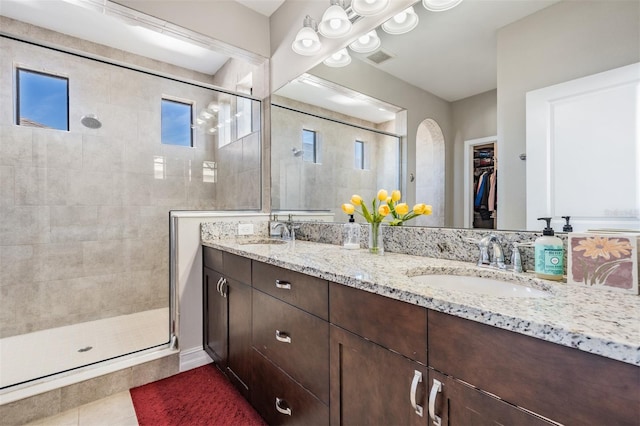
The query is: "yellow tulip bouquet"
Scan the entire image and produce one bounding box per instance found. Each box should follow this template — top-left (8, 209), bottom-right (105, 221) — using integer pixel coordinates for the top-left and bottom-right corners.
top-left (341, 189), bottom-right (432, 226)
top-left (341, 189), bottom-right (432, 254)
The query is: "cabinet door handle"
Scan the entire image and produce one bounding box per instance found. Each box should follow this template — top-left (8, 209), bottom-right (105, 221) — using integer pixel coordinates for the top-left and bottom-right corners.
top-left (275, 279), bottom-right (291, 290)
top-left (220, 278), bottom-right (227, 298)
top-left (410, 370), bottom-right (424, 417)
top-left (428, 378), bottom-right (443, 426)
top-left (275, 330), bottom-right (291, 343)
top-left (216, 277), bottom-right (223, 294)
top-left (275, 397), bottom-right (292, 416)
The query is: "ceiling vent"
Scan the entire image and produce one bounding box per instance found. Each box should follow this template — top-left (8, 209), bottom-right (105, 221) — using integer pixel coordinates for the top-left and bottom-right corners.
top-left (366, 49), bottom-right (394, 65)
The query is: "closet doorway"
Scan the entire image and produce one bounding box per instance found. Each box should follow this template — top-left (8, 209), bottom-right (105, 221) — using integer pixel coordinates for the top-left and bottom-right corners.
top-left (463, 136), bottom-right (497, 229)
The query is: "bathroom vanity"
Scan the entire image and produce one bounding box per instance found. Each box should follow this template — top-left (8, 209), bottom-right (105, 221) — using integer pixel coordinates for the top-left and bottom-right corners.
top-left (202, 239), bottom-right (640, 426)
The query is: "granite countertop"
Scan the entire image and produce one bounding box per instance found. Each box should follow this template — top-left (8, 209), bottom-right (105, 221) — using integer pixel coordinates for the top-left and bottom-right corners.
top-left (202, 238), bottom-right (640, 366)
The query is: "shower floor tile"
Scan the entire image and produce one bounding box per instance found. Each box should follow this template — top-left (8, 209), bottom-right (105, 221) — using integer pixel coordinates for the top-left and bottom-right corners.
top-left (0, 308), bottom-right (169, 389)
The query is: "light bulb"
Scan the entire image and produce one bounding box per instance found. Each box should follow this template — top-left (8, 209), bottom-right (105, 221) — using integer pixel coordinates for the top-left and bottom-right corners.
top-left (332, 52), bottom-right (342, 60)
top-left (302, 39), bottom-right (313, 48)
top-left (394, 11), bottom-right (407, 24)
top-left (330, 18), bottom-right (341, 30)
top-left (366, 0), bottom-right (375, 3)
top-left (358, 34), bottom-right (370, 44)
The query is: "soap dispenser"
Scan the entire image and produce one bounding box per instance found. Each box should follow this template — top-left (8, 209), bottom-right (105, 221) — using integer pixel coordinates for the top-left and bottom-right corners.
top-left (535, 217), bottom-right (564, 281)
top-left (562, 216), bottom-right (573, 232)
top-left (343, 215), bottom-right (361, 249)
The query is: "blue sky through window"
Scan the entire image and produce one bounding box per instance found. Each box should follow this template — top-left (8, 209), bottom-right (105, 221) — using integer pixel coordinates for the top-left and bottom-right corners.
top-left (17, 69), bottom-right (68, 130)
top-left (162, 99), bottom-right (193, 147)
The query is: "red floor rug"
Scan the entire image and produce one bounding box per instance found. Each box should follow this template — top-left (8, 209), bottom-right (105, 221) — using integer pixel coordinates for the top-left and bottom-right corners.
top-left (130, 364), bottom-right (267, 426)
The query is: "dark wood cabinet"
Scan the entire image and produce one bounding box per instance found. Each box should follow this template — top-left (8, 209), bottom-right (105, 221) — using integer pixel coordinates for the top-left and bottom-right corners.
top-left (330, 325), bottom-right (428, 426)
top-left (203, 246), bottom-right (639, 426)
top-left (202, 247), bottom-right (252, 399)
top-left (428, 309), bottom-right (640, 426)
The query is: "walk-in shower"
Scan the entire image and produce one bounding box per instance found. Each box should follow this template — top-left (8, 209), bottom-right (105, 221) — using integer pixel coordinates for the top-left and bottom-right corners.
top-left (0, 31), bottom-right (261, 395)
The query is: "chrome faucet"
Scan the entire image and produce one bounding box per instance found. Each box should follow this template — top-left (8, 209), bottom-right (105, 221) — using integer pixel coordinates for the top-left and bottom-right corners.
top-left (468, 234), bottom-right (506, 269)
top-left (270, 214), bottom-right (299, 241)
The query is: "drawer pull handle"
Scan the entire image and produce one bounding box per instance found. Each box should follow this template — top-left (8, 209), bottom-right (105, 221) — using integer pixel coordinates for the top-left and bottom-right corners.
top-left (275, 397), bottom-right (292, 416)
top-left (275, 330), bottom-right (291, 343)
top-left (216, 277), bottom-right (223, 293)
top-left (410, 370), bottom-right (424, 417)
top-left (275, 280), bottom-right (291, 290)
top-left (428, 378), bottom-right (443, 426)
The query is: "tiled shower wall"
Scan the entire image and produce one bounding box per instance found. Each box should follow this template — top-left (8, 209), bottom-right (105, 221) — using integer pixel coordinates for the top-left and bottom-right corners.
top-left (271, 96), bottom-right (400, 219)
top-left (0, 34), bottom-right (260, 338)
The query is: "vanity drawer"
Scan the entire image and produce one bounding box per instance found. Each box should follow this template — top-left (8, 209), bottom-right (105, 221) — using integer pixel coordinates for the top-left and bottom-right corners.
top-left (223, 251), bottom-right (251, 284)
top-left (203, 246), bottom-right (223, 271)
top-left (253, 289), bottom-right (329, 404)
top-left (251, 349), bottom-right (329, 426)
top-left (252, 261), bottom-right (328, 320)
top-left (330, 282), bottom-right (427, 364)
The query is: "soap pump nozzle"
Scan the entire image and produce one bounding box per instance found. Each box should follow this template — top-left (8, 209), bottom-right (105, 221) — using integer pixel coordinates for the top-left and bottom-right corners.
top-left (561, 216), bottom-right (573, 232)
top-left (349, 214), bottom-right (355, 223)
top-left (537, 217), bottom-right (555, 236)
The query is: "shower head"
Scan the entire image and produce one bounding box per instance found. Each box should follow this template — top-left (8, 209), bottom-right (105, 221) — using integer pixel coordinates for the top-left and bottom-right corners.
top-left (81, 114), bottom-right (102, 129)
top-left (292, 148), bottom-right (303, 157)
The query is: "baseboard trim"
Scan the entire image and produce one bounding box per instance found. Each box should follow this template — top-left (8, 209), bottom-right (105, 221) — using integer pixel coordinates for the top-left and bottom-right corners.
top-left (179, 347), bottom-right (212, 372)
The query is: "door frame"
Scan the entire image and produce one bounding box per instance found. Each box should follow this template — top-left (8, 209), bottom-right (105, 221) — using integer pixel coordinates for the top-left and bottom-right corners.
top-left (463, 136), bottom-right (497, 228)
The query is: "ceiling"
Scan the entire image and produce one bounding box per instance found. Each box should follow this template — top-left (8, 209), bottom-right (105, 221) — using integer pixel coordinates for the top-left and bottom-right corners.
top-left (0, 0), bottom-right (559, 119)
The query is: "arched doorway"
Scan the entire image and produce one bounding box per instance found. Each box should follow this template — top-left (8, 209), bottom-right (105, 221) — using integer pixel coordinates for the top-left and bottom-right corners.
top-left (415, 118), bottom-right (445, 227)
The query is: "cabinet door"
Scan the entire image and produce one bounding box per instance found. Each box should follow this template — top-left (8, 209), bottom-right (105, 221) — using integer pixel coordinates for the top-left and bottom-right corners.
top-left (330, 325), bottom-right (428, 426)
top-left (203, 267), bottom-right (228, 369)
top-left (227, 278), bottom-right (252, 398)
top-left (427, 370), bottom-right (553, 426)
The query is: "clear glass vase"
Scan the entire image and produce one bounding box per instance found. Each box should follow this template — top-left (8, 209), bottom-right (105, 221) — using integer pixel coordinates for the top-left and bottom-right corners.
top-left (368, 222), bottom-right (384, 255)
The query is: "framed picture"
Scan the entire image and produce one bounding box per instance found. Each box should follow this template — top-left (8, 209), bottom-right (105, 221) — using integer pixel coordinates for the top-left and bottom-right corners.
top-left (568, 233), bottom-right (639, 294)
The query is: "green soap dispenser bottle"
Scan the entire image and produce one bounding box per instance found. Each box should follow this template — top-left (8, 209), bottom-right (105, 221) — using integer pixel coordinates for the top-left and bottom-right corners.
top-left (535, 217), bottom-right (564, 281)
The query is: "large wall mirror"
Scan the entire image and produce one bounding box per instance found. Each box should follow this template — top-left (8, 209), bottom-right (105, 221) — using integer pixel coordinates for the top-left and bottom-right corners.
top-left (271, 0), bottom-right (639, 232)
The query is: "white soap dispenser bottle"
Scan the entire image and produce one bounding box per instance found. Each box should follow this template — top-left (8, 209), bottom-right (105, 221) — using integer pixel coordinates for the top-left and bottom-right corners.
top-left (343, 214), bottom-right (361, 249)
top-left (535, 217), bottom-right (564, 281)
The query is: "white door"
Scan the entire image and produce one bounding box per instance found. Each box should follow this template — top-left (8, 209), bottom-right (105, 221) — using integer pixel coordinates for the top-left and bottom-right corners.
top-left (526, 62), bottom-right (640, 232)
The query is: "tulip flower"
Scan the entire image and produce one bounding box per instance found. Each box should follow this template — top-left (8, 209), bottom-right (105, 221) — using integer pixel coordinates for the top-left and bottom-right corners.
top-left (395, 203), bottom-right (409, 215)
top-left (413, 203), bottom-right (426, 215)
top-left (351, 194), bottom-right (362, 206)
top-left (378, 204), bottom-right (391, 216)
top-left (342, 203), bottom-right (355, 215)
top-left (377, 189), bottom-right (388, 201)
top-left (391, 190), bottom-right (401, 202)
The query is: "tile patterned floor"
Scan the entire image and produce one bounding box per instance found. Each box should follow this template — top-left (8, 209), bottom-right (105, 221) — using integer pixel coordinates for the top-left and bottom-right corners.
top-left (24, 391), bottom-right (138, 426)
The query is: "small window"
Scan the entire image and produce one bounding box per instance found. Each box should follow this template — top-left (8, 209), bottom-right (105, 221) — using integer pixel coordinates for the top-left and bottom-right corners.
top-left (355, 140), bottom-right (365, 170)
top-left (302, 129), bottom-right (317, 163)
top-left (161, 99), bottom-right (193, 147)
top-left (16, 68), bottom-right (69, 131)
top-left (236, 96), bottom-right (252, 139)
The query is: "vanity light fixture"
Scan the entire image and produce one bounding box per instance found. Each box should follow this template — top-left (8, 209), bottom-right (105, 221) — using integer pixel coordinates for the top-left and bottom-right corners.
top-left (349, 29), bottom-right (381, 53)
top-left (292, 15), bottom-right (322, 56)
top-left (422, 0), bottom-right (463, 12)
top-left (318, 0), bottom-right (352, 39)
top-left (381, 6), bottom-right (419, 35)
top-left (351, 0), bottom-right (390, 16)
top-left (323, 49), bottom-right (352, 67)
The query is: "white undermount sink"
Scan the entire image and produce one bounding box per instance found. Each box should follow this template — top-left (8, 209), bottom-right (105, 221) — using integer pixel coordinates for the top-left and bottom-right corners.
top-left (408, 274), bottom-right (550, 298)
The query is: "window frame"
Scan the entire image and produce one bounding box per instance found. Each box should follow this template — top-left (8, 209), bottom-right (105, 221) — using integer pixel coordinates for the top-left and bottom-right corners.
top-left (355, 140), bottom-right (365, 170)
top-left (16, 67), bottom-right (69, 131)
top-left (302, 128), bottom-right (318, 163)
top-left (161, 97), bottom-right (194, 147)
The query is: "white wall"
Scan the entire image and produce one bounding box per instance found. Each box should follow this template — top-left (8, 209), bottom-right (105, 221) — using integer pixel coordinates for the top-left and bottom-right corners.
top-left (496, 0), bottom-right (640, 230)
